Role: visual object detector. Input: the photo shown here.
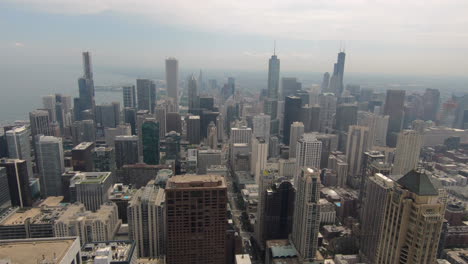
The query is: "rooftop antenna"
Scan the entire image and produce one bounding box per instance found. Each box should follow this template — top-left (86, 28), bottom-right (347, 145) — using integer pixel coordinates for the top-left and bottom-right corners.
top-left (274, 40), bottom-right (276, 55)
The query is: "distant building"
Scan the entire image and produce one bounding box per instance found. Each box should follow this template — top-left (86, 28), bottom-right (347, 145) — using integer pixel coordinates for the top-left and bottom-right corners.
top-left (197, 149), bottom-right (222, 174)
top-left (141, 119), bottom-right (160, 165)
top-left (115, 135), bottom-right (139, 169)
top-left (72, 142), bottom-right (95, 172)
top-left (137, 79), bottom-right (156, 114)
top-left (289, 122), bottom-right (304, 158)
top-left (187, 115), bottom-right (201, 145)
top-left (123, 85), bottom-right (137, 108)
top-left (383, 89), bottom-right (405, 146)
top-left (93, 147), bottom-right (116, 173)
top-left (166, 58), bottom-right (179, 108)
top-left (36, 135), bottom-right (65, 197)
top-left (70, 171), bottom-right (114, 212)
top-left (392, 130), bottom-right (423, 176)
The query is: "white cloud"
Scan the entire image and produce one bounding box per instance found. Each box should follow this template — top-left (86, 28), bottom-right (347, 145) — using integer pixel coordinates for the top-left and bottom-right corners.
top-left (8, 0), bottom-right (468, 45)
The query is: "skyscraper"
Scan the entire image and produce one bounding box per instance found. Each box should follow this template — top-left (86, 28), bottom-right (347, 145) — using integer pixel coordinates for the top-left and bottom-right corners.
top-left (187, 115), bottom-right (201, 145)
top-left (70, 171), bottom-right (113, 212)
top-left (251, 137), bottom-right (268, 183)
top-left (128, 180), bottom-right (166, 258)
top-left (328, 51), bottom-right (346, 96)
top-left (358, 111), bottom-right (389, 147)
top-left (263, 181), bottom-right (295, 241)
top-left (295, 134), bottom-right (322, 183)
top-left (345, 125), bottom-right (369, 185)
top-left (72, 142), bottom-right (95, 172)
top-left (123, 85), bottom-right (137, 108)
top-left (392, 129), bottom-right (423, 175)
top-left (360, 173), bottom-right (394, 264)
top-left (141, 119), bottom-right (160, 165)
top-left (42, 95), bottom-right (57, 122)
top-left (96, 102), bottom-right (120, 128)
top-left (36, 135), bottom-right (64, 197)
top-left (321, 72), bottom-right (330, 92)
top-left (137, 79), bottom-right (156, 114)
top-left (281, 77), bottom-right (301, 99)
top-left (165, 58), bottom-right (179, 107)
top-left (188, 75), bottom-right (199, 113)
top-left (383, 89), bottom-right (406, 146)
top-left (422, 88), bottom-right (440, 122)
top-left (376, 170), bottom-right (445, 264)
top-left (253, 113), bottom-right (271, 140)
top-left (299, 104), bottom-right (320, 132)
top-left (319, 93), bottom-right (337, 133)
top-left (283, 96), bottom-right (302, 144)
top-left (114, 135), bottom-right (139, 169)
top-left (265, 52), bottom-right (280, 121)
top-left (6, 126), bottom-right (33, 178)
top-left (0, 168), bottom-right (11, 212)
top-left (75, 52), bottom-right (95, 121)
top-left (29, 110), bottom-right (52, 137)
top-left (291, 168), bottom-right (321, 262)
top-left (335, 103), bottom-right (358, 132)
top-left (0, 159), bottom-right (33, 207)
top-left (289, 122), bottom-right (304, 158)
top-left (155, 106), bottom-right (167, 138)
top-left (165, 174), bottom-right (227, 264)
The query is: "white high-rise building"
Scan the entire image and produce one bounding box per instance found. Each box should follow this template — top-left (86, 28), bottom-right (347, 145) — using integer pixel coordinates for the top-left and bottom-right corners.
top-left (392, 130), bottom-right (423, 175)
top-left (358, 112), bottom-right (389, 147)
top-left (346, 126), bottom-right (370, 181)
top-left (42, 95), bottom-right (57, 122)
top-left (291, 168), bottom-right (321, 262)
top-left (6, 126), bottom-right (33, 178)
top-left (289, 122), bottom-right (304, 158)
top-left (253, 114), bottom-right (271, 140)
top-left (295, 133), bottom-right (322, 183)
top-left (128, 180), bottom-right (166, 258)
top-left (36, 135), bottom-right (64, 197)
top-left (230, 126), bottom-right (252, 145)
top-left (165, 58), bottom-right (179, 108)
top-left (251, 137), bottom-right (269, 183)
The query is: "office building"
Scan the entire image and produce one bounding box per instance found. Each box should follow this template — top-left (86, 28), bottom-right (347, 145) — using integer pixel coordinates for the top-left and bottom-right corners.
top-left (255, 168), bottom-right (277, 248)
top-left (197, 149), bottom-right (222, 174)
top-left (321, 72), bottom-right (330, 92)
top-left (6, 126), bottom-right (33, 178)
top-left (71, 119), bottom-right (96, 145)
top-left (422, 88), bottom-right (440, 122)
top-left (166, 58), bottom-right (179, 107)
top-left (319, 93), bottom-right (337, 133)
top-left (0, 167), bottom-right (11, 212)
top-left (335, 103), bottom-right (357, 132)
top-left (0, 237), bottom-right (81, 264)
top-left (358, 111), bottom-right (389, 147)
top-left (268, 136), bottom-right (279, 158)
top-left (115, 135), bottom-right (139, 169)
top-left (253, 113), bottom-right (271, 140)
top-left (345, 126), bottom-right (369, 184)
top-left (29, 110), bottom-right (52, 137)
top-left (123, 107), bottom-right (137, 134)
top-left (54, 203), bottom-right (120, 245)
top-left (117, 163), bottom-right (170, 188)
top-left (188, 74), bottom-right (199, 112)
top-left (300, 104), bottom-right (320, 132)
top-left (283, 96), bottom-right (302, 144)
top-left (128, 180), bottom-right (166, 258)
top-left (137, 79), bottom-right (156, 114)
top-left (72, 142), bottom-right (95, 172)
top-left (96, 102), bottom-right (120, 128)
top-left (360, 173), bottom-right (394, 264)
top-left (123, 85), bottom-right (137, 108)
top-left (75, 52), bottom-right (95, 121)
top-left (281, 77), bottom-right (301, 99)
top-left (0, 159), bottom-right (32, 207)
top-left (230, 126), bottom-right (252, 145)
top-left (291, 168), bottom-right (321, 262)
top-left (104, 124), bottom-right (131, 147)
top-left (315, 133), bottom-right (338, 169)
top-left (166, 112), bottom-right (182, 134)
top-left (383, 90), bottom-right (406, 146)
top-left (93, 147), bottom-right (116, 173)
top-left (328, 51), bottom-right (346, 95)
top-left (295, 134), bottom-right (322, 182)
top-left (70, 171), bottom-right (114, 212)
top-left (251, 137), bottom-right (268, 183)
top-left (155, 106), bottom-right (166, 138)
top-left (165, 131), bottom-right (181, 160)
top-left (141, 119), bottom-right (160, 165)
top-left (165, 174), bottom-right (227, 264)
top-left (43, 95), bottom-right (57, 122)
top-left (264, 52), bottom-right (280, 119)
top-left (392, 130), bottom-right (423, 175)
top-left (187, 115), bottom-right (201, 145)
top-left (36, 135), bottom-right (65, 197)
top-left (288, 122), bottom-right (304, 158)
top-left (376, 170), bottom-right (445, 264)
top-left (263, 181), bottom-right (295, 241)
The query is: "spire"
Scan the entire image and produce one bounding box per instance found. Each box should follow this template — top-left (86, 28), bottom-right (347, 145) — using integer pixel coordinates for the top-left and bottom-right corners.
top-left (273, 40), bottom-right (276, 55)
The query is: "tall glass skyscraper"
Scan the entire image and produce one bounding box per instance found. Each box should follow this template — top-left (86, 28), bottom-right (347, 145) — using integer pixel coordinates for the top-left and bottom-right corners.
top-left (141, 119), bottom-right (160, 165)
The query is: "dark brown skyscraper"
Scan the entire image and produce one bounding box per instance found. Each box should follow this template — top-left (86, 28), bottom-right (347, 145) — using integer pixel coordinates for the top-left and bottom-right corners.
top-left (383, 90), bottom-right (405, 147)
top-left (71, 142), bottom-right (95, 172)
top-left (165, 174), bottom-right (227, 264)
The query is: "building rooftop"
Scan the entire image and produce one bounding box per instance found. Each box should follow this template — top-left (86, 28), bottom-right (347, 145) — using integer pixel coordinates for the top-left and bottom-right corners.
top-left (235, 254), bottom-right (252, 264)
top-left (72, 172), bottom-right (112, 184)
top-left (73, 142), bottom-right (94, 150)
top-left (397, 170), bottom-right (438, 196)
top-left (167, 174), bottom-right (226, 189)
top-left (1, 197), bottom-right (65, 225)
top-left (81, 241), bottom-right (135, 263)
top-left (0, 237), bottom-right (79, 264)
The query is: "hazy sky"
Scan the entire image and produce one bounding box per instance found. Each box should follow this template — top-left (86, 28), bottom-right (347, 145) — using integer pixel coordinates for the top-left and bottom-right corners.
top-left (1, 0), bottom-right (468, 75)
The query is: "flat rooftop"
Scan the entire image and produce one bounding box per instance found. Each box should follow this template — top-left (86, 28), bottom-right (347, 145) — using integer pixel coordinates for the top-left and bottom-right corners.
top-left (167, 174), bottom-right (226, 189)
top-left (73, 172), bottom-right (111, 184)
top-left (73, 142), bottom-right (94, 150)
top-left (1, 196), bottom-right (65, 225)
top-left (81, 241), bottom-right (135, 263)
top-left (0, 237), bottom-right (78, 264)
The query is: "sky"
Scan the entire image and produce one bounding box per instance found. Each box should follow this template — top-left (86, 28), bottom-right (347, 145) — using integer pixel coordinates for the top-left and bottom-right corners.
top-left (1, 0), bottom-right (468, 76)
